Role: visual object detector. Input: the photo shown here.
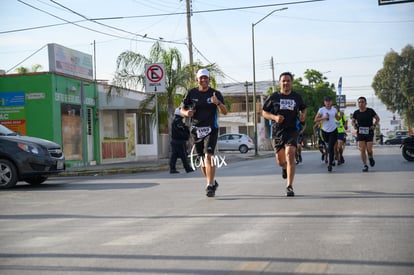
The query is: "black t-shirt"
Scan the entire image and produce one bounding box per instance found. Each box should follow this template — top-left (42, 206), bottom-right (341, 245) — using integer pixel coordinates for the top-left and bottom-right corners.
top-left (181, 87), bottom-right (224, 128)
top-left (353, 107), bottom-right (377, 135)
top-left (262, 91), bottom-right (307, 134)
top-left (353, 108), bottom-right (377, 127)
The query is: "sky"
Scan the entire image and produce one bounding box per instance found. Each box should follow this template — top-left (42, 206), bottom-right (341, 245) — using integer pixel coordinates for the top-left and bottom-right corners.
top-left (1, 0), bottom-right (413, 132)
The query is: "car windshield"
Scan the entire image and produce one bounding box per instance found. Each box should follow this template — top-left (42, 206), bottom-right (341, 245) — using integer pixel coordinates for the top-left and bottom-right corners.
top-left (0, 124), bottom-right (18, 136)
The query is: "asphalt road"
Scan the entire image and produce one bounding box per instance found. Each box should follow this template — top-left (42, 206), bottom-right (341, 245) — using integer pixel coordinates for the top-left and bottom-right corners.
top-left (0, 145), bottom-right (413, 274)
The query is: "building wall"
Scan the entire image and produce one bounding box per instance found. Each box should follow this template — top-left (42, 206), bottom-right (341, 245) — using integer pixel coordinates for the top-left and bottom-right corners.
top-left (1, 73), bottom-right (160, 165)
top-left (0, 73), bottom-right (100, 167)
top-left (0, 74), bottom-right (55, 140)
top-left (97, 83), bottom-right (158, 162)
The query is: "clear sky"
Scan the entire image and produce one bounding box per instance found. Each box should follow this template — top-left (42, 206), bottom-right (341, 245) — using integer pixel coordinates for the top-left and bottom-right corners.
top-left (1, 0), bottom-right (413, 129)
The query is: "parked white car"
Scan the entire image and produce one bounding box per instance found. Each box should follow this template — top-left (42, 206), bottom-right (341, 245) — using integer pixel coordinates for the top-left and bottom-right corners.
top-left (217, 133), bottom-right (255, 154)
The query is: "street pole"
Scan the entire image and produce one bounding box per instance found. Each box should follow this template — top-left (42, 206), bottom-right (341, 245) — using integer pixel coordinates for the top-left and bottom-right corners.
top-left (252, 7), bottom-right (287, 156)
top-left (271, 56), bottom-right (276, 93)
top-left (244, 81), bottom-right (250, 123)
top-left (338, 76), bottom-right (342, 109)
top-left (186, 0), bottom-right (194, 65)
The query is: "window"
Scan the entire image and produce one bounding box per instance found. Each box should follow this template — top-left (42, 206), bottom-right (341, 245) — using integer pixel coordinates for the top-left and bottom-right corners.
top-left (137, 112), bottom-right (152, 144)
top-left (103, 110), bottom-right (123, 138)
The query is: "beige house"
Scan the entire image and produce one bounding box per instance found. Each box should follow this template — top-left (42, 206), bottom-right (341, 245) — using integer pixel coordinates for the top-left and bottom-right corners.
top-left (97, 82), bottom-right (160, 162)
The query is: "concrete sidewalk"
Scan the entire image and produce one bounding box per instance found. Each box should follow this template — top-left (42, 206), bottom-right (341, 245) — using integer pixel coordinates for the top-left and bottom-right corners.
top-left (60, 151), bottom-right (275, 177)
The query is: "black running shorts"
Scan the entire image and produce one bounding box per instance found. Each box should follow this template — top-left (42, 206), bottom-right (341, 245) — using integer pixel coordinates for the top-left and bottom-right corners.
top-left (272, 128), bottom-right (299, 152)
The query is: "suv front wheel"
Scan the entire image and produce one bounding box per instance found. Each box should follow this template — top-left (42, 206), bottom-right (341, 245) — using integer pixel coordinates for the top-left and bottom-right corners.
top-left (0, 159), bottom-right (18, 189)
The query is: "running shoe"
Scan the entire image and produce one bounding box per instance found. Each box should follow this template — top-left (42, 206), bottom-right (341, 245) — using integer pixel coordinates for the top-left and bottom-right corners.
top-left (170, 170), bottom-right (179, 174)
top-left (362, 165), bottom-right (369, 172)
top-left (282, 168), bottom-right (287, 179)
top-left (369, 158), bottom-right (375, 167)
top-left (206, 185), bottom-right (215, 197)
top-left (340, 155), bottom-right (345, 163)
top-left (328, 165), bottom-right (332, 172)
top-left (213, 180), bottom-right (219, 191)
top-left (286, 186), bottom-right (295, 197)
top-left (298, 155), bottom-right (302, 163)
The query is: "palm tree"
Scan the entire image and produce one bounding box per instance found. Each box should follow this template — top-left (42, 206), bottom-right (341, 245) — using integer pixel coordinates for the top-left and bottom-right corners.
top-left (15, 67), bottom-right (29, 74)
top-left (15, 64), bottom-right (43, 74)
top-left (112, 42), bottom-right (223, 135)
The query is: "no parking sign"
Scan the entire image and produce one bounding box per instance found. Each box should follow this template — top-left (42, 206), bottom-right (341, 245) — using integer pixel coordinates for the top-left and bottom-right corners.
top-left (145, 63), bottom-right (166, 93)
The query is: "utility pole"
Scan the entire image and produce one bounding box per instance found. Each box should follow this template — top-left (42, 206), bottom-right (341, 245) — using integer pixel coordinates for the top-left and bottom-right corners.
top-left (244, 81), bottom-right (250, 123)
top-left (252, 8), bottom-right (288, 155)
top-left (186, 0), bottom-right (194, 65)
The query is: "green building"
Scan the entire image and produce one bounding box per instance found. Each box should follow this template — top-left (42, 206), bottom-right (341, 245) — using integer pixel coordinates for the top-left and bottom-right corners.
top-left (0, 72), bottom-right (99, 168)
top-left (1, 43), bottom-right (160, 167)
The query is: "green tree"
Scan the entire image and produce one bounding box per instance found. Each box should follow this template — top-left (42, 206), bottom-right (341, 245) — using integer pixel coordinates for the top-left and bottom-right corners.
top-left (31, 64), bottom-right (42, 72)
top-left (15, 67), bottom-right (29, 74)
top-left (15, 64), bottom-right (42, 74)
top-left (112, 42), bottom-right (223, 134)
top-left (304, 69), bottom-right (328, 87)
top-left (372, 44), bottom-right (414, 129)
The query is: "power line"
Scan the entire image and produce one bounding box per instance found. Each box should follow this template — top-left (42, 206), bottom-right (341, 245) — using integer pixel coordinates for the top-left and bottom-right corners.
top-left (16, 0), bottom-right (132, 41)
top-left (15, 0), bottom-right (185, 45)
top-left (0, 20), bottom-right (87, 34)
top-left (5, 0), bottom-right (326, 35)
top-left (279, 15), bottom-right (414, 24)
top-left (277, 54), bottom-right (384, 65)
top-left (49, 0), bottom-right (184, 45)
top-left (6, 44), bottom-right (47, 73)
top-left (101, 0), bottom-right (326, 19)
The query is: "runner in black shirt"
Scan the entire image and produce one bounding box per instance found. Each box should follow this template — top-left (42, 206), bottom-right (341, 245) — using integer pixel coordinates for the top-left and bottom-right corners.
top-left (180, 69), bottom-right (227, 197)
top-left (262, 72), bottom-right (307, 196)
top-left (351, 96), bottom-right (380, 172)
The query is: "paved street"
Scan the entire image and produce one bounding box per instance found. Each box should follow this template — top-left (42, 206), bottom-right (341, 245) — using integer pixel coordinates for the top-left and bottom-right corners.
top-left (0, 145), bottom-right (413, 274)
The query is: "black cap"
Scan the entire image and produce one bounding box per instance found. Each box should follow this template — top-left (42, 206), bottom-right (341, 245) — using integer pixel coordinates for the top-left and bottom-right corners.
top-left (324, 95), bottom-right (332, 101)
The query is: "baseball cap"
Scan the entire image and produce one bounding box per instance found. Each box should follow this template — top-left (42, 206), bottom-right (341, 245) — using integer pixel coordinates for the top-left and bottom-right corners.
top-left (196, 68), bottom-right (209, 79)
top-left (324, 95), bottom-right (332, 101)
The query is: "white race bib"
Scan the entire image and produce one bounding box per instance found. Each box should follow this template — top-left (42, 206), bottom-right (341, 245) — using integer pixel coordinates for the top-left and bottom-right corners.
top-left (359, 126), bottom-right (369, 134)
top-left (194, 127), bottom-right (212, 139)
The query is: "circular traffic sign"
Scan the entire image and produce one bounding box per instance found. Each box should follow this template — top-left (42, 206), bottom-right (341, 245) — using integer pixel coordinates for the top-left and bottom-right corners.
top-left (146, 64), bottom-right (164, 83)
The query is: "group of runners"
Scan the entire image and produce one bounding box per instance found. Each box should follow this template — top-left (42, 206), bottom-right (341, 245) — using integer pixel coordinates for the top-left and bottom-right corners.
top-left (314, 98), bottom-right (349, 172)
top-left (314, 96), bottom-right (380, 173)
top-left (176, 69), bottom-right (380, 197)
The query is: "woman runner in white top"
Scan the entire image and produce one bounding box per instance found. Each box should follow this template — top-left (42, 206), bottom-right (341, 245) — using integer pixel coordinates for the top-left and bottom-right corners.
top-left (314, 96), bottom-right (340, 172)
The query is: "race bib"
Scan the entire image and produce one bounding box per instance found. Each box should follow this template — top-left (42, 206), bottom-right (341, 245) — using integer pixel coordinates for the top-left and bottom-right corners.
top-left (358, 126), bottom-right (370, 135)
top-left (279, 99), bottom-right (296, 110)
top-left (194, 126), bottom-right (212, 139)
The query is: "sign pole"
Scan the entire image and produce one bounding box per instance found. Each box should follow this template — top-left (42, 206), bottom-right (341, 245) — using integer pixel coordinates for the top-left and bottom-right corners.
top-left (338, 76), bottom-right (342, 109)
top-left (145, 63), bottom-right (165, 159)
top-left (154, 86), bottom-right (159, 137)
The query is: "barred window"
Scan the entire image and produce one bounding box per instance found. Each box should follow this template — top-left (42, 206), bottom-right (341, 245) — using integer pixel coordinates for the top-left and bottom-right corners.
top-left (137, 112), bottom-right (153, 144)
